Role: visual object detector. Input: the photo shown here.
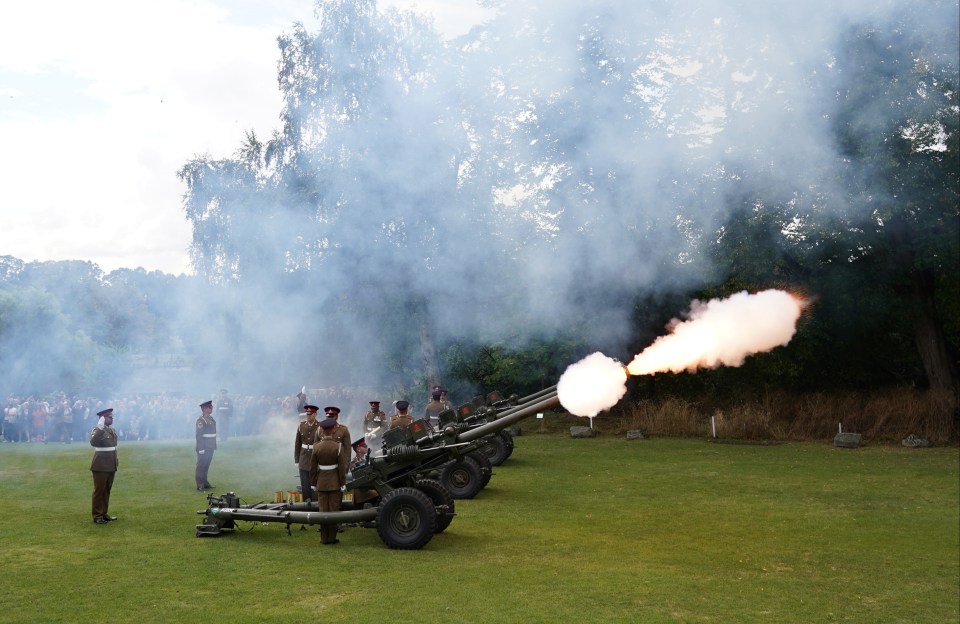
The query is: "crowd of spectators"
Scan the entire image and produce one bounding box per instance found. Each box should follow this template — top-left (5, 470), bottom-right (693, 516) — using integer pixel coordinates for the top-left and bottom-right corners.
top-left (1, 392), bottom-right (304, 443)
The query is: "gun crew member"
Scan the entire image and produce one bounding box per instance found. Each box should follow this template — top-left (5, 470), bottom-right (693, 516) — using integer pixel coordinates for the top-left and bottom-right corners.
top-left (363, 400), bottom-right (387, 434)
top-left (294, 405), bottom-right (321, 502)
top-left (389, 400), bottom-right (413, 430)
top-left (311, 417), bottom-right (350, 545)
top-left (323, 405), bottom-right (351, 449)
top-left (424, 389), bottom-right (445, 428)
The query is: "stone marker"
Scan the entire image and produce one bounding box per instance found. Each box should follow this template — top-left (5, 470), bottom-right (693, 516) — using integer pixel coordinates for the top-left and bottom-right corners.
top-left (626, 430), bottom-right (646, 440)
top-left (570, 425), bottom-right (595, 438)
top-left (834, 432), bottom-right (863, 448)
top-left (902, 434), bottom-right (932, 448)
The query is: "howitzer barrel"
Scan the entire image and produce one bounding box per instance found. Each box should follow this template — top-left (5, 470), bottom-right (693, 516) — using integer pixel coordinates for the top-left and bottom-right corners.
top-left (457, 390), bottom-right (559, 443)
top-left (511, 385), bottom-right (558, 406)
top-left (203, 506), bottom-right (378, 526)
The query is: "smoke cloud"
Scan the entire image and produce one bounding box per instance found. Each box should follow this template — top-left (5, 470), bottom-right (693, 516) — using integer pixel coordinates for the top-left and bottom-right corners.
top-left (559, 290), bottom-right (806, 416)
top-left (557, 352), bottom-right (628, 418)
top-left (2, 1), bottom-right (956, 446)
top-left (627, 289), bottom-right (806, 375)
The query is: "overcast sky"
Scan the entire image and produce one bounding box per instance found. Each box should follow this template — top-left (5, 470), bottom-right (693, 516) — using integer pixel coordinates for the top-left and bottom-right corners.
top-left (0, 0), bottom-right (493, 275)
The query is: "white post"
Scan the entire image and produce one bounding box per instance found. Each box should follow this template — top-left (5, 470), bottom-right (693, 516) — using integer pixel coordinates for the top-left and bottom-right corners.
top-left (711, 415), bottom-right (717, 438)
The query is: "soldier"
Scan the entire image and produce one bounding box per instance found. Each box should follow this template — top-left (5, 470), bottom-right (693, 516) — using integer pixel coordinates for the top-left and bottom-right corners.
top-left (424, 389), bottom-right (445, 428)
top-left (310, 417), bottom-right (349, 545)
top-left (215, 389), bottom-right (233, 441)
top-left (440, 388), bottom-right (453, 411)
top-left (348, 437), bottom-right (378, 506)
top-left (363, 400), bottom-right (387, 434)
top-left (323, 406), bottom-right (351, 450)
top-left (294, 405), bottom-right (321, 502)
top-left (195, 400), bottom-right (217, 491)
top-left (294, 387), bottom-right (307, 417)
top-left (89, 408), bottom-right (119, 524)
top-left (389, 400), bottom-right (413, 430)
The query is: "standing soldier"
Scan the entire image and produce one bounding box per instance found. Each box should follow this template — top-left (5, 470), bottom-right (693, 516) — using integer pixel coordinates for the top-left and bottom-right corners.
top-left (439, 389), bottom-right (453, 412)
top-left (363, 400), bottom-right (387, 434)
top-left (323, 406), bottom-right (351, 450)
top-left (390, 400), bottom-right (413, 430)
top-left (424, 389), bottom-right (445, 429)
top-left (195, 400), bottom-right (217, 491)
top-left (294, 405), bottom-right (321, 502)
top-left (89, 408), bottom-right (118, 524)
top-left (216, 389), bottom-right (234, 441)
top-left (310, 417), bottom-right (349, 545)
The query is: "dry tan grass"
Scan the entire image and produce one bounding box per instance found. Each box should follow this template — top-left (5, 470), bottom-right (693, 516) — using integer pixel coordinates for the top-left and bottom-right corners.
top-left (608, 387), bottom-right (958, 444)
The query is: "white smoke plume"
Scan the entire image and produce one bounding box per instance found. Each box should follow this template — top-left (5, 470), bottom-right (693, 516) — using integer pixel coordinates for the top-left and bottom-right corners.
top-left (558, 289), bottom-right (807, 417)
top-left (626, 289), bottom-right (806, 375)
top-left (558, 352), bottom-right (628, 417)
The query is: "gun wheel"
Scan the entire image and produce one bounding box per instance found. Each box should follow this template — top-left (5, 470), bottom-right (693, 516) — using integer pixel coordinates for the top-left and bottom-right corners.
top-left (466, 451), bottom-right (493, 489)
top-left (414, 479), bottom-right (456, 533)
top-left (480, 432), bottom-right (511, 466)
top-left (440, 455), bottom-right (483, 499)
top-left (376, 487), bottom-right (437, 550)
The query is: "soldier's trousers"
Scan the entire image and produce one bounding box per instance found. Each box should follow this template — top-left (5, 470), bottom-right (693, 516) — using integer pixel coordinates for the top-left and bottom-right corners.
top-left (195, 450), bottom-right (214, 487)
top-left (92, 470), bottom-right (115, 520)
top-left (317, 490), bottom-right (341, 544)
top-left (298, 469), bottom-right (314, 502)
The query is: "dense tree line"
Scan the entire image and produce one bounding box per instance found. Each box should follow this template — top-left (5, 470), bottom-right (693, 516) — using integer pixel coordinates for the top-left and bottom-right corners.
top-left (2, 1), bottom-right (957, 436)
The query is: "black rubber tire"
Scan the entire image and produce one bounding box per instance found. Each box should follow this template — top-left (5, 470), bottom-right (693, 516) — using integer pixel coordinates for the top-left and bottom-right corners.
top-left (414, 478), bottom-right (456, 533)
top-left (376, 487), bottom-right (437, 550)
top-left (480, 433), bottom-right (510, 466)
top-left (498, 430), bottom-right (515, 461)
top-left (467, 451), bottom-right (493, 489)
top-left (440, 456), bottom-right (483, 499)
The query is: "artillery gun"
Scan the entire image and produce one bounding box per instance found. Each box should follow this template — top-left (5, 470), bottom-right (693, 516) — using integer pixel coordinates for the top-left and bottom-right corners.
top-left (438, 385), bottom-right (558, 466)
top-left (195, 387), bottom-right (560, 550)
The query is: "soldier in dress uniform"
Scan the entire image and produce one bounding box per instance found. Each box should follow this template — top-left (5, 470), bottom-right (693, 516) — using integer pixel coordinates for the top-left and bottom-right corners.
top-left (195, 400), bottom-right (217, 491)
top-left (323, 406), bottom-right (351, 450)
top-left (363, 400), bottom-right (387, 434)
top-left (348, 437), bottom-right (378, 506)
top-left (389, 400), bottom-right (413, 430)
top-left (424, 389), bottom-right (445, 428)
top-left (349, 437), bottom-right (369, 470)
top-left (90, 408), bottom-right (119, 524)
top-left (310, 417), bottom-right (350, 545)
top-left (294, 405), bottom-right (321, 502)
top-left (439, 388), bottom-right (453, 411)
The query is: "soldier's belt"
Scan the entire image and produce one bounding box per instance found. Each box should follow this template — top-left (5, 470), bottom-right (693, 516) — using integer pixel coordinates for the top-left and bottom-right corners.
top-left (202, 434), bottom-right (217, 438)
top-left (316, 464), bottom-right (337, 470)
top-left (301, 444), bottom-right (312, 449)
top-left (94, 447), bottom-right (117, 451)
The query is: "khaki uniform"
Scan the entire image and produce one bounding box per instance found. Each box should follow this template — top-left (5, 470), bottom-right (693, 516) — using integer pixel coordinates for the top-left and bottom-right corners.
top-left (424, 399), bottom-right (445, 427)
top-left (331, 421), bottom-right (351, 450)
top-left (90, 425), bottom-right (118, 521)
top-left (390, 413), bottom-right (413, 430)
top-left (310, 433), bottom-right (349, 544)
top-left (195, 414), bottom-right (217, 488)
top-left (349, 453), bottom-right (378, 505)
top-left (294, 419), bottom-right (320, 501)
top-left (363, 409), bottom-right (388, 433)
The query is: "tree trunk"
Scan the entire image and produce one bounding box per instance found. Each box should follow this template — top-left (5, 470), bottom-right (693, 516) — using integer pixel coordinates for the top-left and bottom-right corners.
top-left (419, 319), bottom-right (441, 391)
top-left (910, 267), bottom-right (959, 392)
top-left (908, 267), bottom-right (959, 438)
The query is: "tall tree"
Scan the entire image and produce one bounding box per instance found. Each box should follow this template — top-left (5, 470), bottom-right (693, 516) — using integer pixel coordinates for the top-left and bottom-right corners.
top-left (830, 22), bottom-right (959, 398)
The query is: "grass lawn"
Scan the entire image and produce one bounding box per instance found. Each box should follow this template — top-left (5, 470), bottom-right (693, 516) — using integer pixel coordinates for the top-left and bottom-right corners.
top-left (0, 433), bottom-right (957, 623)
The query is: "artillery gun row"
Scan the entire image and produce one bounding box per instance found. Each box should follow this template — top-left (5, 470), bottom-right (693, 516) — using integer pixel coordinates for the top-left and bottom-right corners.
top-left (195, 387), bottom-right (560, 549)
